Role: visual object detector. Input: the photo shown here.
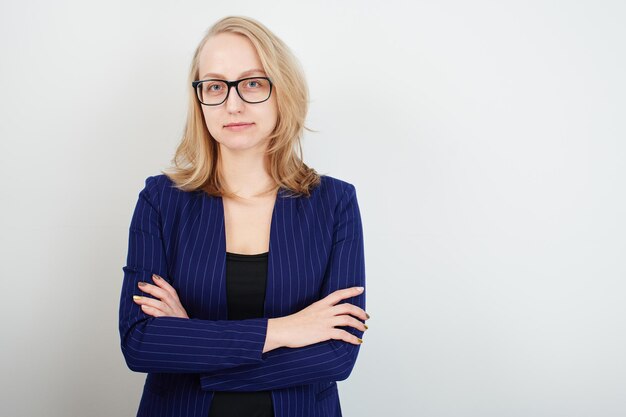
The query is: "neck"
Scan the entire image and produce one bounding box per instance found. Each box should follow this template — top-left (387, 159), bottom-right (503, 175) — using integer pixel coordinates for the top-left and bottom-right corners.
top-left (218, 145), bottom-right (276, 199)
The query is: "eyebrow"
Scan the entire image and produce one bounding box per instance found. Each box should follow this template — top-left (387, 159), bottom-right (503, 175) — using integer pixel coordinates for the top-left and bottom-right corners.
top-left (200, 68), bottom-right (266, 79)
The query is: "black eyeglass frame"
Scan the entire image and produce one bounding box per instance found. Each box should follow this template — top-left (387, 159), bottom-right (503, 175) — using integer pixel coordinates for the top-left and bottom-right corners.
top-left (191, 76), bottom-right (273, 106)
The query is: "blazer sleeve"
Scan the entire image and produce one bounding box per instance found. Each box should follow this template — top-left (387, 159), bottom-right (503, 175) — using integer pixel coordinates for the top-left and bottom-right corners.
top-left (198, 183), bottom-right (366, 391)
top-left (118, 176), bottom-right (271, 373)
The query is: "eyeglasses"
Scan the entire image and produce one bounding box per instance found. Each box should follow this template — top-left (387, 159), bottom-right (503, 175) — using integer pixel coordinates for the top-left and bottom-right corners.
top-left (191, 76), bottom-right (273, 106)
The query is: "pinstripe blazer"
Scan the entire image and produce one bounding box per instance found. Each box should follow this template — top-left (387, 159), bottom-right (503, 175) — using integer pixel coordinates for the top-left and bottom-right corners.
top-left (118, 173), bottom-right (366, 417)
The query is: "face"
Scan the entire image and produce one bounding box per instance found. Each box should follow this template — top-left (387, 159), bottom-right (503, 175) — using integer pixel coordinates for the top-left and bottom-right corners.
top-left (197, 32), bottom-right (278, 153)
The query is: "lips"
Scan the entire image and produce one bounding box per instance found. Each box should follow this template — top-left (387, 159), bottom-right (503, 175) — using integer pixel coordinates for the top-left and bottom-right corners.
top-left (224, 122), bottom-right (253, 127)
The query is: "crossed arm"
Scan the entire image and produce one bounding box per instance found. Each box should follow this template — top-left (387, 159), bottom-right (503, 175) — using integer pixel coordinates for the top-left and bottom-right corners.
top-left (118, 177), bottom-right (367, 390)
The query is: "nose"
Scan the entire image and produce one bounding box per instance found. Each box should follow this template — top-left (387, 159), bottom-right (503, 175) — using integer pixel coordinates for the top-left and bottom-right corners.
top-left (225, 84), bottom-right (245, 112)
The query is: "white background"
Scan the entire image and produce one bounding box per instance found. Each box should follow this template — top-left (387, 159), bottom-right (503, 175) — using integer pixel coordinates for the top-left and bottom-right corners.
top-left (1, 1), bottom-right (625, 416)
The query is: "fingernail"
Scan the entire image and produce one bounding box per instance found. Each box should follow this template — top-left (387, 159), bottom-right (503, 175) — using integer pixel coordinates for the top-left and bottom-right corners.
top-left (153, 274), bottom-right (160, 280)
top-left (357, 338), bottom-right (363, 344)
top-left (138, 282), bottom-right (146, 287)
top-left (364, 324), bottom-right (368, 330)
top-left (356, 286), bottom-right (364, 292)
top-left (366, 313), bottom-right (370, 319)
top-left (133, 295), bottom-right (142, 300)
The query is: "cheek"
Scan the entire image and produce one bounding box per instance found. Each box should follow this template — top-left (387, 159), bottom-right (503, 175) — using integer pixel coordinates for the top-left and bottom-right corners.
top-left (264, 101), bottom-right (279, 129)
top-left (202, 110), bottom-right (220, 136)
top-left (202, 106), bottom-right (218, 125)
top-left (201, 108), bottom-right (212, 126)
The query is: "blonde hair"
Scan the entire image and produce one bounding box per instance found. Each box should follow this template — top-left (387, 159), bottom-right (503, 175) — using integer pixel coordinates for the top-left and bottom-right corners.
top-left (162, 15), bottom-right (321, 198)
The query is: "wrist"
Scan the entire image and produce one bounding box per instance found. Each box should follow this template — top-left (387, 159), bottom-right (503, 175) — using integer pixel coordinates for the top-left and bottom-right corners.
top-left (263, 317), bottom-right (286, 353)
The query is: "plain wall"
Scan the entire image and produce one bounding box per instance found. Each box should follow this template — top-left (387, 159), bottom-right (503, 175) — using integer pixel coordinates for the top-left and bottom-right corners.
top-left (1, 0), bottom-right (625, 416)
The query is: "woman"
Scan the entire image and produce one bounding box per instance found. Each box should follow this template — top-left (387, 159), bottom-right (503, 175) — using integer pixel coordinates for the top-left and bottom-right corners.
top-left (118, 15), bottom-right (368, 417)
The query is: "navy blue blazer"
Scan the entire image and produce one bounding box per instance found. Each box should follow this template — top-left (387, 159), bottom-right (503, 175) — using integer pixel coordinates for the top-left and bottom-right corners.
top-left (119, 173), bottom-right (366, 417)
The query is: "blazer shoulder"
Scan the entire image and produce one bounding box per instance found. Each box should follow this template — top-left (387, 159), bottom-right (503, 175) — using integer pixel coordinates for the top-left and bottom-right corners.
top-left (316, 174), bottom-right (357, 201)
top-left (139, 174), bottom-right (188, 210)
top-left (143, 174), bottom-right (183, 196)
top-left (144, 173), bottom-right (173, 188)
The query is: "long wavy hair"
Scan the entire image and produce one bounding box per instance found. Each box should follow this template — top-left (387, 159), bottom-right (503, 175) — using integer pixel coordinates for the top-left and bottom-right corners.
top-left (161, 15), bottom-right (321, 199)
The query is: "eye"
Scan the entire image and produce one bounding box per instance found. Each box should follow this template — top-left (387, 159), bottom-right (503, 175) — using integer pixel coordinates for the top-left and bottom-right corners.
top-left (244, 79), bottom-right (265, 88)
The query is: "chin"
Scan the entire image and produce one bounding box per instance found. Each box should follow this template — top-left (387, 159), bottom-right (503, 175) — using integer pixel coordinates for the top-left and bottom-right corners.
top-left (222, 137), bottom-right (266, 150)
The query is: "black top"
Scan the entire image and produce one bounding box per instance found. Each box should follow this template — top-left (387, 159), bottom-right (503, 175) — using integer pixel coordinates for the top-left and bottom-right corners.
top-left (207, 251), bottom-right (274, 417)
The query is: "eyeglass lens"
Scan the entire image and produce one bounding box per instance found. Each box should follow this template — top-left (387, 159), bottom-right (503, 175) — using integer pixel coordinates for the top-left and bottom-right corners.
top-left (197, 78), bottom-right (271, 105)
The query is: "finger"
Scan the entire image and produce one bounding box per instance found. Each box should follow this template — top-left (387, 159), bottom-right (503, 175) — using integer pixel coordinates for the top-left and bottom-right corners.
top-left (323, 287), bottom-right (364, 306)
top-left (330, 328), bottom-right (363, 345)
top-left (152, 274), bottom-right (181, 301)
top-left (140, 304), bottom-right (167, 318)
top-left (138, 281), bottom-right (174, 305)
top-left (330, 303), bottom-right (369, 322)
top-left (332, 314), bottom-right (368, 332)
top-left (133, 295), bottom-right (170, 312)
top-left (136, 285), bottom-right (189, 319)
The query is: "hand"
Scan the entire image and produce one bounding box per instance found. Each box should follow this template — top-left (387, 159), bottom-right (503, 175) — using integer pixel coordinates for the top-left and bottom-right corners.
top-left (266, 287), bottom-right (369, 351)
top-left (132, 274), bottom-right (189, 319)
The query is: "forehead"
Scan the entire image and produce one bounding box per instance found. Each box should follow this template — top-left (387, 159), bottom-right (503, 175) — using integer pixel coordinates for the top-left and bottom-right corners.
top-left (198, 33), bottom-right (264, 79)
